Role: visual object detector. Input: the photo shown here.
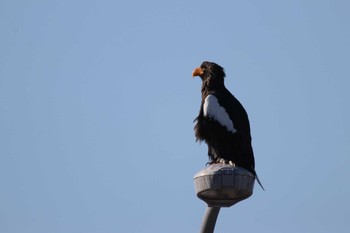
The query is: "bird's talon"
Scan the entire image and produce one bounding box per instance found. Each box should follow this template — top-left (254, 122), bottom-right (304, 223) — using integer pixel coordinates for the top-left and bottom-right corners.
top-left (229, 161), bottom-right (235, 167)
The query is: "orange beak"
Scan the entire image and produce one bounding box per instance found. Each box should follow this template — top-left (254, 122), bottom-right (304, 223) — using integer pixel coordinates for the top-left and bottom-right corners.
top-left (192, 67), bottom-right (204, 78)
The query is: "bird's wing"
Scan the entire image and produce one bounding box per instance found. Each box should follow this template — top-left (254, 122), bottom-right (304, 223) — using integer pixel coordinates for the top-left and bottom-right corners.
top-left (203, 94), bottom-right (237, 134)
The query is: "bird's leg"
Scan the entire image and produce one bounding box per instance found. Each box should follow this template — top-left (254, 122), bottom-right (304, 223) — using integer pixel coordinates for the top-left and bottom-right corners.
top-left (218, 158), bottom-right (226, 164)
top-left (229, 161), bottom-right (236, 167)
top-left (215, 158), bottom-right (236, 167)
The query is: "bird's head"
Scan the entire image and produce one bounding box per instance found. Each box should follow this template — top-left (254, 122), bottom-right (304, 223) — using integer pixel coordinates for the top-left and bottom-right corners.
top-left (192, 61), bottom-right (226, 81)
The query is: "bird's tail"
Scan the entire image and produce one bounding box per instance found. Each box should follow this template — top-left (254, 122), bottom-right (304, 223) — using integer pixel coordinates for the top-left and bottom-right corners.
top-left (255, 171), bottom-right (265, 191)
top-left (255, 175), bottom-right (265, 191)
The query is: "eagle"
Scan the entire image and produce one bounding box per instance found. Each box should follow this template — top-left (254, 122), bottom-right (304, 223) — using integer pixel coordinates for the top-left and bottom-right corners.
top-left (192, 61), bottom-right (264, 190)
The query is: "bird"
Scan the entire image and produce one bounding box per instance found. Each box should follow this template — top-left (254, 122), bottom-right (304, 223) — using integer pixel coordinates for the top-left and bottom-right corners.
top-left (192, 61), bottom-right (264, 190)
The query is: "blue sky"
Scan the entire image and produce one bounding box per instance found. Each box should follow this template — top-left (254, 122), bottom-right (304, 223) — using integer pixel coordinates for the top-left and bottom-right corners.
top-left (1, 0), bottom-right (349, 232)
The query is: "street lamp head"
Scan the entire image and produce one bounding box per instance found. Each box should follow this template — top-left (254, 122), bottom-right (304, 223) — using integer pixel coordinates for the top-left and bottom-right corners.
top-left (194, 164), bottom-right (255, 207)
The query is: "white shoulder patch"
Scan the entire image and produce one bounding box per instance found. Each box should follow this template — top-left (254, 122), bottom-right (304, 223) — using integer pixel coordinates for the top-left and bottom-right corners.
top-left (203, 94), bottom-right (237, 134)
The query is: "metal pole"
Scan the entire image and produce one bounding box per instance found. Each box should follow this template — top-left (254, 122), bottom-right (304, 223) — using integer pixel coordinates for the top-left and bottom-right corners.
top-left (200, 207), bottom-right (221, 233)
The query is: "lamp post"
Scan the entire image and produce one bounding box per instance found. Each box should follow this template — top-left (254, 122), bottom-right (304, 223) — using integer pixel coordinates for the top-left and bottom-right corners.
top-left (193, 164), bottom-right (255, 233)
